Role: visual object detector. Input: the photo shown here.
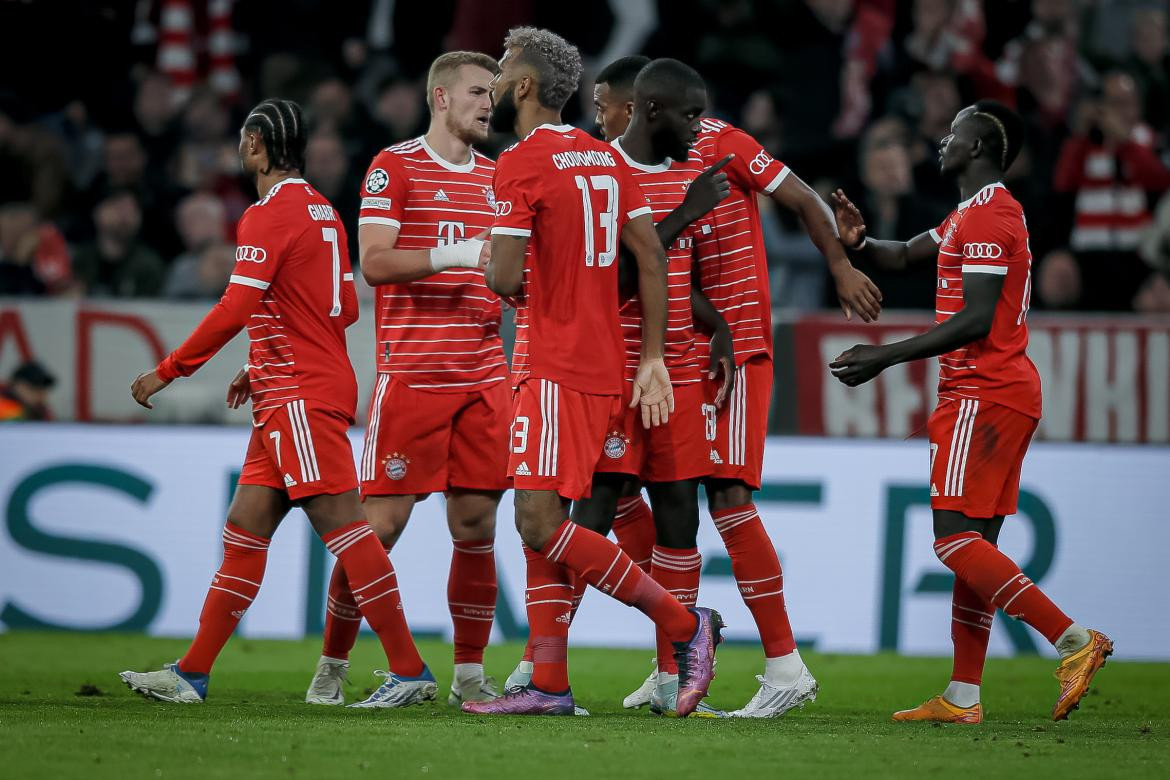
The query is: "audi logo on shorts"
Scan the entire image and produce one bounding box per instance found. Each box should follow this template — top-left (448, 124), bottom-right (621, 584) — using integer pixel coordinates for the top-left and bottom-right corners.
top-left (235, 245), bottom-right (267, 263)
top-left (962, 242), bottom-right (1003, 259)
top-left (748, 150), bottom-right (774, 175)
top-left (495, 200), bottom-right (513, 217)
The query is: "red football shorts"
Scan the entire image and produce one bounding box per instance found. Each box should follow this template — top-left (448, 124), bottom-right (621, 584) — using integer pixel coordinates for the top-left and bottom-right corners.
top-left (707, 355), bottom-right (773, 490)
top-left (596, 382), bottom-right (716, 483)
top-left (360, 373), bottom-right (512, 496)
top-left (928, 398), bottom-right (1038, 518)
top-left (238, 399), bottom-right (358, 501)
top-left (508, 378), bottom-right (621, 501)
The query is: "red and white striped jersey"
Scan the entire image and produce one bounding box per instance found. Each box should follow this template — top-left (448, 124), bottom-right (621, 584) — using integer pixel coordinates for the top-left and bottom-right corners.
top-left (492, 124), bottom-right (651, 396)
top-left (157, 178), bottom-right (359, 425)
top-left (611, 137), bottom-right (713, 385)
top-left (358, 137), bottom-right (507, 391)
top-left (930, 182), bottom-right (1041, 419)
top-left (692, 118), bottom-right (789, 366)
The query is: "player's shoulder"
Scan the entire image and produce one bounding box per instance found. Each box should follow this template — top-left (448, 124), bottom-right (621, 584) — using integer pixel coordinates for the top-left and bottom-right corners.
top-left (472, 148), bottom-right (496, 169)
top-left (697, 117), bottom-right (734, 138)
top-left (962, 183), bottom-right (1025, 224)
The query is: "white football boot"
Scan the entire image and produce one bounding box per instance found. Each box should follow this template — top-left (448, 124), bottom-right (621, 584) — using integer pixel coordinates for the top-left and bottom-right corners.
top-left (348, 667), bottom-right (438, 708)
top-left (730, 667), bottom-right (819, 718)
top-left (622, 659), bottom-right (658, 709)
top-left (305, 655), bottom-right (349, 705)
top-left (649, 675), bottom-right (728, 718)
top-left (119, 662), bottom-right (207, 703)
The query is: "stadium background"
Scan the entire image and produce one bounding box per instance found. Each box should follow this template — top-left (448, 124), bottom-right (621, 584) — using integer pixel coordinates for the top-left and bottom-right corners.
top-left (0, 0), bottom-right (1167, 664)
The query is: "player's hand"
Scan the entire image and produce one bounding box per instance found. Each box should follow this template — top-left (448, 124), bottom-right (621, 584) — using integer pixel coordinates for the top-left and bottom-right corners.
top-left (226, 368), bottom-right (251, 409)
top-left (477, 237), bottom-right (492, 269)
top-left (828, 344), bottom-right (889, 387)
top-left (833, 265), bottom-right (882, 323)
top-left (682, 154), bottom-right (734, 221)
top-left (631, 358), bottom-right (675, 429)
top-left (830, 189), bottom-right (867, 250)
top-left (130, 370), bottom-right (170, 410)
top-left (709, 326), bottom-right (735, 408)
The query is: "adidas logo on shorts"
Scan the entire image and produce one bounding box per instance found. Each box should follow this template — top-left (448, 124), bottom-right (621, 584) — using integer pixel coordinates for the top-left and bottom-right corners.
top-left (515, 462), bottom-right (531, 476)
top-left (283, 473), bottom-right (297, 487)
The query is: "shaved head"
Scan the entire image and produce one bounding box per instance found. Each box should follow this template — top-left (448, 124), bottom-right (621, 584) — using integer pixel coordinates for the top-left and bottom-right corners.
top-left (632, 58), bottom-right (705, 105)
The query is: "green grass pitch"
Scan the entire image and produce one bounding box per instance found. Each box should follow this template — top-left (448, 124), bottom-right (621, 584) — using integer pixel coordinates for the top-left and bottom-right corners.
top-left (0, 632), bottom-right (1166, 779)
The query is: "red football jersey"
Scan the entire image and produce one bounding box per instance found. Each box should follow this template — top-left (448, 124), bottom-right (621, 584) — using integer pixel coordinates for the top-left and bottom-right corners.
top-left (692, 118), bottom-right (790, 365)
top-left (611, 137), bottom-right (713, 385)
top-left (157, 177), bottom-right (359, 424)
top-left (357, 137), bottom-right (507, 391)
top-left (930, 182), bottom-right (1041, 418)
top-left (492, 124), bottom-right (651, 396)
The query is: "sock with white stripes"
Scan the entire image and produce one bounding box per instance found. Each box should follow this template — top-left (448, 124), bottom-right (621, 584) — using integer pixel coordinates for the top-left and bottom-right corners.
top-left (179, 522), bottom-right (270, 675)
top-left (650, 546), bottom-right (701, 675)
top-left (323, 521), bottom-right (425, 677)
top-left (449, 538), bottom-right (497, 665)
top-left (321, 555), bottom-right (367, 661)
top-left (523, 543), bottom-right (573, 692)
top-left (543, 519), bottom-right (697, 643)
top-left (712, 504), bottom-right (797, 658)
top-left (934, 532), bottom-right (1074, 645)
top-left (612, 496), bottom-right (656, 573)
top-left (951, 576), bottom-right (994, 687)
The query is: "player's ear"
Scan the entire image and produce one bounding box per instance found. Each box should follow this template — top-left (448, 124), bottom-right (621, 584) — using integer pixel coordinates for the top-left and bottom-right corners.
top-left (515, 75), bottom-right (532, 102)
top-left (434, 85), bottom-right (448, 112)
top-left (646, 99), bottom-right (659, 121)
top-left (623, 100), bottom-right (634, 121)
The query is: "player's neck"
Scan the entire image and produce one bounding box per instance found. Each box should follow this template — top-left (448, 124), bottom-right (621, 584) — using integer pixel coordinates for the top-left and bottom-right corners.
top-left (255, 169), bottom-right (299, 200)
top-left (514, 105), bottom-right (563, 140)
top-left (423, 125), bottom-right (473, 166)
top-left (957, 167), bottom-right (1002, 202)
top-left (617, 120), bottom-right (660, 165)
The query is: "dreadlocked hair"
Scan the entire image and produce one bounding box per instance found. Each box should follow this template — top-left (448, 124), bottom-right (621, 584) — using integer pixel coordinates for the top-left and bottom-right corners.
top-left (971, 99), bottom-right (1025, 171)
top-left (243, 99), bottom-right (306, 174)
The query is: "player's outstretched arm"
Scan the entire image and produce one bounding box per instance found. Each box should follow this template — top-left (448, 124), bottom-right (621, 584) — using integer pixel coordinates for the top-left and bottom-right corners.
top-left (690, 283), bottom-right (735, 407)
top-left (773, 175), bottom-right (882, 322)
top-left (131, 282), bottom-right (266, 409)
top-left (655, 155), bottom-right (734, 248)
top-left (623, 213), bottom-right (674, 428)
top-left (359, 224), bottom-right (484, 285)
top-left (831, 189), bottom-right (938, 272)
top-left (484, 234), bottom-right (527, 297)
top-left (828, 272), bottom-right (1005, 387)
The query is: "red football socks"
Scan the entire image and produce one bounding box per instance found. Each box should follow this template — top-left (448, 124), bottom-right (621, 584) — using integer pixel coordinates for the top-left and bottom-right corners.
top-left (713, 504), bottom-right (797, 657)
top-left (543, 519), bottom-right (696, 643)
top-left (935, 531), bottom-right (1073, 644)
top-left (523, 544), bottom-right (573, 692)
top-left (449, 538), bottom-right (497, 665)
top-left (321, 555), bottom-right (365, 661)
top-left (612, 496), bottom-right (655, 572)
top-left (650, 546), bottom-right (701, 675)
top-left (179, 523), bottom-right (270, 675)
top-left (951, 576), bottom-right (995, 685)
top-left (322, 521), bottom-right (424, 677)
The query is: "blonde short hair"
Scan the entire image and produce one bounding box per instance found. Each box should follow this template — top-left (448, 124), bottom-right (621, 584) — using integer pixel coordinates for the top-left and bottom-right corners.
top-left (426, 51), bottom-right (499, 114)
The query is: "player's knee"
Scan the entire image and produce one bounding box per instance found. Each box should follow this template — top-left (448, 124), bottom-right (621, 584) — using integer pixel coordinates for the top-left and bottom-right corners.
top-left (514, 507), bottom-right (554, 552)
top-left (451, 511), bottom-right (496, 541)
top-left (705, 480), bottom-right (752, 513)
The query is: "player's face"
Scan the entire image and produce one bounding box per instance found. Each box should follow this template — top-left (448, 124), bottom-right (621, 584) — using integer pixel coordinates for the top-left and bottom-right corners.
top-left (651, 86), bottom-right (706, 161)
top-left (444, 65), bottom-right (495, 145)
top-left (938, 106), bottom-right (977, 175)
top-left (593, 82), bottom-right (631, 142)
top-left (490, 49), bottom-right (520, 134)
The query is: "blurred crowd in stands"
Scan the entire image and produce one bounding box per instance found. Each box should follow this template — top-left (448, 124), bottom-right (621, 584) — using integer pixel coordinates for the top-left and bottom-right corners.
top-left (2, 0), bottom-right (1169, 314)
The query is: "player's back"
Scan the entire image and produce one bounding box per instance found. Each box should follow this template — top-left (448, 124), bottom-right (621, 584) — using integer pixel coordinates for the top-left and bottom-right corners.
top-left (692, 118), bottom-right (789, 365)
top-left (239, 178), bottom-right (358, 422)
top-left (492, 124), bottom-right (650, 396)
top-left (933, 182), bottom-right (1040, 418)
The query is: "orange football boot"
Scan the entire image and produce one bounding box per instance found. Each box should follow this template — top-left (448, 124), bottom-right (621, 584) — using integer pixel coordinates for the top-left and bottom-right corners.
top-left (1052, 629), bottom-right (1113, 721)
top-left (892, 695), bottom-right (982, 724)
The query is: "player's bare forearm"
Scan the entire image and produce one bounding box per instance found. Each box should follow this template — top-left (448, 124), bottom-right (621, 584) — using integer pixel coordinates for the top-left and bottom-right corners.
top-left (623, 215), bottom-right (668, 359)
top-left (829, 273), bottom-right (1003, 386)
top-left (655, 206), bottom-right (695, 250)
top-left (689, 286), bottom-right (728, 339)
top-left (775, 175), bottom-right (850, 273)
top-left (848, 233), bottom-right (939, 272)
top-left (485, 234), bottom-right (527, 297)
top-left (360, 245), bottom-right (437, 284)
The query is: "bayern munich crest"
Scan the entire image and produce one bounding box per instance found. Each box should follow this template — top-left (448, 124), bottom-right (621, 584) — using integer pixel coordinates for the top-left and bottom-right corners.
top-left (384, 453), bottom-right (409, 480)
top-left (484, 186), bottom-right (496, 209)
top-left (365, 167), bottom-right (389, 194)
top-left (603, 433), bottom-right (629, 459)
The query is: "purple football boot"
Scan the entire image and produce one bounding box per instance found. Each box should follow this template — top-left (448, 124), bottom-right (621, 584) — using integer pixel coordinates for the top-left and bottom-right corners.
top-left (673, 607), bottom-right (725, 717)
top-left (461, 684), bottom-right (575, 716)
